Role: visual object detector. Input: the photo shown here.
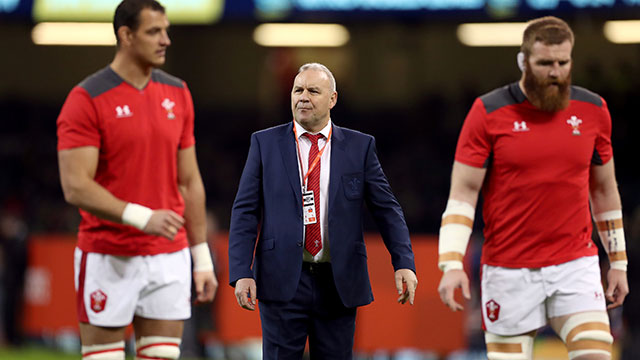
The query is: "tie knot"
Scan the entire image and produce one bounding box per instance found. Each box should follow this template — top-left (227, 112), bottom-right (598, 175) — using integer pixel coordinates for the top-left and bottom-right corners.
top-left (303, 133), bottom-right (323, 145)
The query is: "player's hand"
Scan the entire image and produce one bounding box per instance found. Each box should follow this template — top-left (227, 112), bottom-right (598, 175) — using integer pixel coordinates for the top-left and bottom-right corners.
top-left (193, 269), bottom-right (218, 304)
top-left (143, 210), bottom-right (184, 240)
top-left (605, 268), bottom-right (629, 309)
top-left (234, 278), bottom-right (257, 311)
top-left (395, 269), bottom-right (418, 305)
top-left (437, 269), bottom-right (470, 311)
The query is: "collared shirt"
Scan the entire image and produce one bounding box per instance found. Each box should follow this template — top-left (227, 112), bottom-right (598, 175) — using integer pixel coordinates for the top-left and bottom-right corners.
top-left (294, 120), bottom-right (332, 263)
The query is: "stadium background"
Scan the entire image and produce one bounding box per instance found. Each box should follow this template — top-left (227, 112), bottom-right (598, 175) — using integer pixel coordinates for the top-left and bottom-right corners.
top-left (0, 0), bottom-right (639, 359)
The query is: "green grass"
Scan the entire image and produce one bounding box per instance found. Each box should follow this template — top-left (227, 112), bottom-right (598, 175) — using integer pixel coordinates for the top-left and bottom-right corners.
top-left (0, 347), bottom-right (79, 360)
top-left (0, 346), bottom-right (207, 360)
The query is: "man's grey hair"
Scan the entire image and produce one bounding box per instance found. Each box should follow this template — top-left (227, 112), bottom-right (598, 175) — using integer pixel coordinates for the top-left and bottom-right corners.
top-left (297, 63), bottom-right (337, 92)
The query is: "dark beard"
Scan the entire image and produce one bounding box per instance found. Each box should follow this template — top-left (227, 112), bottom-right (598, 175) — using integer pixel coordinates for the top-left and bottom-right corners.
top-left (523, 67), bottom-right (571, 112)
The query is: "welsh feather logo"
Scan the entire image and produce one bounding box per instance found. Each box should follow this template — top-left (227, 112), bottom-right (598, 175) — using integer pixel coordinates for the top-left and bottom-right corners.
top-left (90, 289), bottom-right (107, 313)
top-left (567, 115), bottom-right (582, 136)
top-left (486, 299), bottom-right (500, 322)
top-left (162, 98), bottom-right (176, 119)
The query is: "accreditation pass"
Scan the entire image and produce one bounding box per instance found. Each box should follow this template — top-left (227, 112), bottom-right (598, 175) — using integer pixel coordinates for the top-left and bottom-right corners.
top-left (302, 190), bottom-right (317, 225)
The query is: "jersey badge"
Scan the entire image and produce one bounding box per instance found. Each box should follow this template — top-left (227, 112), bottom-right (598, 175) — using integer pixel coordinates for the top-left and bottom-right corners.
top-left (162, 98), bottom-right (176, 119)
top-left (512, 121), bottom-right (530, 132)
top-left (90, 289), bottom-right (107, 313)
top-left (485, 299), bottom-right (500, 322)
top-left (115, 105), bottom-right (133, 118)
top-left (566, 115), bottom-right (582, 136)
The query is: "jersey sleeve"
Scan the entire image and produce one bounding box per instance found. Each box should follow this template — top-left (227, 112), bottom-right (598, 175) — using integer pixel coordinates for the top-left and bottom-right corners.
top-left (455, 98), bottom-right (492, 168)
top-left (57, 87), bottom-right (101, 151)
top-left (179, 83), bottom-right (196, 149)
top-left (592, 97), bottom-right (613, 165)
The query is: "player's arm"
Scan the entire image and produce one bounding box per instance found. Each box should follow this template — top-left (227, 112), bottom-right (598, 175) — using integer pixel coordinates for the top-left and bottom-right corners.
top-left (177, 145), bottom-right (207, 247)
top-left (437, 161), bottom-right (486, 311)
top-left (177, 145), bottom-right (217, 302)
top-left (59, 146), bottom-right (127, 222)
top-left (58, 146), bottom-right (183, 239)
top-left (589, 158), bottom-right (628, 309)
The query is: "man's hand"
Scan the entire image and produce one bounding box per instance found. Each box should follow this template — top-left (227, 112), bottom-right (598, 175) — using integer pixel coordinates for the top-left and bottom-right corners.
top-left (194, 270), bottom-right (218, 304)
top-left (437, 269), bottom-right (470, 311)
top-left (143, 210), bottom-right (184, 240)
top-left (395, 269), bottom-right (418, 305)
top-left (235, 278), bottom-right (257, 311)
top-left (606, 268), bottom-right (629, 309)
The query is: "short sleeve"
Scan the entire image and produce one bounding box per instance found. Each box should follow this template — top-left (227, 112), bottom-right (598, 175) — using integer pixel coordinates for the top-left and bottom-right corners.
top-left (57, 87), bottom-right (101, 151)
top-left (179, 83), bottom-right (195, 149)
top-left (454, 98), bottom-right (492, 168)
top-left (592, 97), bottom-right (613, 165)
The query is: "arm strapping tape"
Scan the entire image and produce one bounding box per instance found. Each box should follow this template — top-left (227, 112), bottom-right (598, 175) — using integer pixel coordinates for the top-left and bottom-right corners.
top-left (594, 210), bottom-right (627, 271)
top-left (191, 242), bottom-right (214, 272)
top-left (122, 203), bottom-right (153, 231)
top-left (438, 199), bottom-right (475, 272)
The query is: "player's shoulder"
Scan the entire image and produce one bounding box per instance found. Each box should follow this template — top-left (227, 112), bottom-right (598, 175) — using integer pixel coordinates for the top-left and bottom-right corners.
top-left (151, 69), bottom-right (185, 88)
top-left (570, 85), bottom-right (603, 107)
top-left (479, 82), bottom-right (526, 114)
top-left (77, 66), bottom-right (124, 98)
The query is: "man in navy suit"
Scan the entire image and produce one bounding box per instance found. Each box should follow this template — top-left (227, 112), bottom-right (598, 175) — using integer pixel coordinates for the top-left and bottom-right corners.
top-left (229, 63), bottom-right (417, 359)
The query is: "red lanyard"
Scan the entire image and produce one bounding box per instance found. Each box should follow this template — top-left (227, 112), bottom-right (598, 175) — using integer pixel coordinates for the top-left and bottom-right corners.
top-left (293, 120), bottom-right (332, 190)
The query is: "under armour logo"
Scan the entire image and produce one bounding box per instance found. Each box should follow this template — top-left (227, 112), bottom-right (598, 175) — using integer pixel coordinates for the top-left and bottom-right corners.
top-left (512, 121), bottom-right (530, 132)
top-left (115, 105), bottom-right (133, 118)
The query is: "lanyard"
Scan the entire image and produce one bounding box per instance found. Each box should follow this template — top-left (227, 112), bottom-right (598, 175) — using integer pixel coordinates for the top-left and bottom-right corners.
top-left (293, 120), bottom-right (332, 191)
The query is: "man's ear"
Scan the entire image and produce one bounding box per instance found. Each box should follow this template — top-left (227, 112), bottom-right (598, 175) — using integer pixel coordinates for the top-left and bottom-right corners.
top-left (329, 91), bottom-right (338, 109)
top-left (117, 26), bottom-right (133, 47)
top-left (517, 52), bottom-right (526, 72)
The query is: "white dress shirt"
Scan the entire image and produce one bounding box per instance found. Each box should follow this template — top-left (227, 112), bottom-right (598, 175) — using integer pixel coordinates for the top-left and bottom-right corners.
top-left (294, 120), bottom-right (332, 263)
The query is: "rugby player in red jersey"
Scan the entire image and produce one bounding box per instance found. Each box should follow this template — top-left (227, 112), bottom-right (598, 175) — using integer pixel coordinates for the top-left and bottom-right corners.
top-left (437, 16), bottom-right (628, 360)
top-left (57, 1), bottom-right (217, 359)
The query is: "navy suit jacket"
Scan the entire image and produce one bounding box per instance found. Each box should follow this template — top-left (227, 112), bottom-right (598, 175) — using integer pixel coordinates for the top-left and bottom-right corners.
top-left (228, 122), bottom-right (415, 308)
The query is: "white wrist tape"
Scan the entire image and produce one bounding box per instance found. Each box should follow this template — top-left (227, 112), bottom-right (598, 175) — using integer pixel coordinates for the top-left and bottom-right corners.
top-left (122, 203), bottom-right (153, 231)
top-left (190, 242), bottom-right (214, 272)
top-left (594, 210), bottom-right (627, 272)
top-left (438, 199), bottom-right (475, 272)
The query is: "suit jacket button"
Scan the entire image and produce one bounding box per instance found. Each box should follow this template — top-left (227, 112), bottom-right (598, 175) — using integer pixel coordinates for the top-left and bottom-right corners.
top-left (297, 242), bottom-right (303, 247)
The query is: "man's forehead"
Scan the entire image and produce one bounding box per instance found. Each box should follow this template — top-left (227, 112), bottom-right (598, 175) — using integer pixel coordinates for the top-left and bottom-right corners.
top-left (138, 8), bottom-right (169, 28)
top-left (530, 40), bottom-right (572, 57)
top-left (294, 70), bottom-right (330, 86)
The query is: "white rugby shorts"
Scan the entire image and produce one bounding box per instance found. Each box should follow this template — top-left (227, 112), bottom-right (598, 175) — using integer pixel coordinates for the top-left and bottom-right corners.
top-left (481, 255), bottom-right (606, 335)
top-left (74, 247), bottom-right (192, 327)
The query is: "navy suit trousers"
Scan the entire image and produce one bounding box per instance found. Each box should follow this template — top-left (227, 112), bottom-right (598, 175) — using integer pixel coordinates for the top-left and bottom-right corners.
top-left (258, 263), bottom-right (357, 360)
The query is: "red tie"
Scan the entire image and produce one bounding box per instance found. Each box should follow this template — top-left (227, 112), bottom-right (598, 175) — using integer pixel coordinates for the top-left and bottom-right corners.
top-left (303, 133), bottom-right (323, 256)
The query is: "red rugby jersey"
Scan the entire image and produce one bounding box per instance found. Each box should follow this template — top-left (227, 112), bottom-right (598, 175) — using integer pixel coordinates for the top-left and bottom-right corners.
top-left (57, 66), bottom-right (194, 256)
top-left (455, 83), bottom-right (612, 268)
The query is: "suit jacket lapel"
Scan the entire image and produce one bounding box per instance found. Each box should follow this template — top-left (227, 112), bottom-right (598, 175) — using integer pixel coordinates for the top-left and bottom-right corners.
top-left (329, 124), bottom-right (346, 214)
top-left (279, 123), bottom-right (302, 212)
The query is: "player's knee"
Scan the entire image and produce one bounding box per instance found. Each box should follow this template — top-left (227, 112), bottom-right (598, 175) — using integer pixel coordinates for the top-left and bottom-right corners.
top-left (81, 341), bottom-right (125, 360)
top-left (135, 336), bottom-right (181, 360)
top-left (559, 311), bottom-right (613, 360)
top-left (485, 332), bottom-right (534, 360)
